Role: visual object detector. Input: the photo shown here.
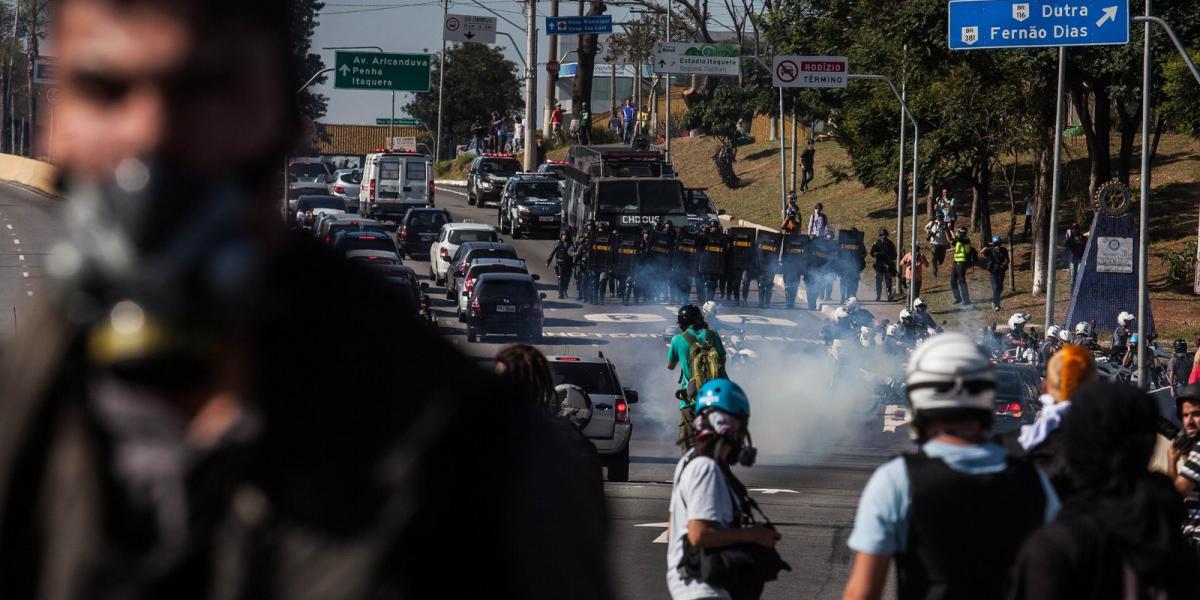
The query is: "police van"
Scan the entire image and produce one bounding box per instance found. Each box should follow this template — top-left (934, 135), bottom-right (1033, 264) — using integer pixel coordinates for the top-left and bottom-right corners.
top-left (560, 145), bottom-right (688, 235)
top-left (359, 149), bottom-right (434, 221)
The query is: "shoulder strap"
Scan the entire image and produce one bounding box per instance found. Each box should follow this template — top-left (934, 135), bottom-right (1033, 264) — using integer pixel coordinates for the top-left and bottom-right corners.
top-left (681, 330), bottom-right (700, 348)
top-left (718, 462), bottom-right (770, 526)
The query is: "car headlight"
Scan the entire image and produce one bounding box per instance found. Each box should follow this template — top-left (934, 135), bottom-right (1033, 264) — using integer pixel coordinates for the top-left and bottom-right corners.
top-left (517, 205), bottom-right (531, 213)
top-left (481, 181), bottom-right (493, 189)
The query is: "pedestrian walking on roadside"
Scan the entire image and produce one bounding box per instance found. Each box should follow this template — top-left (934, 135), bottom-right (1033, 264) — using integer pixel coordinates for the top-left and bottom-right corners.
top-left (982, 235), bottom-right (1010, 311)
top-left (925, 215), bottom-right (950, 278)
top-left (899, 246), bottom-right (929, 300)
top-left (870, 228), bottom-right (897, 302)
top-left (577, 102), bottom-right (592, 145)
top-left (512, 116), bottom-right (525, 152)
top-left (1012, 382), bottom-right (1200, 600)
top-left (621, 98), bottom-right (636, 144)
top-left (547, 231), bottom-right (575, 299)
top-left (799, 139), bottom-right (815, 192)
top-left (667, 379), bottom-right (786, 600)
top-left (949, 227), bottom-right (974, 305)
top-left (843, 333), bottom-right (1059, 600)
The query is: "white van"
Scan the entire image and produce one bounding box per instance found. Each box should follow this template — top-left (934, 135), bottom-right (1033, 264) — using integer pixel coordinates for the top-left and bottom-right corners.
top-left (359, 150), bottom-right (434, 221)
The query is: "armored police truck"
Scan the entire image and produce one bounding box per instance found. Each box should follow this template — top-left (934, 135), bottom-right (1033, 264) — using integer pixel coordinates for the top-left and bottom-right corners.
top-left (561, 146), bottom-right (689, 236)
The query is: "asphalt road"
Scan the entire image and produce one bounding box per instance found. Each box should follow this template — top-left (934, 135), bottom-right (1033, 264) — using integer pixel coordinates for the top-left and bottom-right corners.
top-left (0, 179), bottom-right (909, 599)
top-left (429, 184), bottom-right (910, 599)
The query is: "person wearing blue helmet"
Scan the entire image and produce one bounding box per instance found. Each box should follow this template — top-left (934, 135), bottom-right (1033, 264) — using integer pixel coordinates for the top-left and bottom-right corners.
top-left (667, 378), bottom-right (785, 600)
top-left (982, 235), bottom-right (1010, 311)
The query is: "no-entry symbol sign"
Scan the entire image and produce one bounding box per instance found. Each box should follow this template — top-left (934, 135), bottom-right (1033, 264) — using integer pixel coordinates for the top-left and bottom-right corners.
top-left (774, 59), bottom-right (798, 84)
top-left (772, 55), bottom-right (849, 88)
top-left (445, 16), bottom-right (460, 31)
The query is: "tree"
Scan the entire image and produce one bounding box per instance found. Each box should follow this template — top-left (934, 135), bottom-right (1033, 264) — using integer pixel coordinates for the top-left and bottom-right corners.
top-left (684, 84), bottom-right (754, 186)
top-left (405, 43), bottom-right (521, 158)
top-left (572, 1), bottom-right (607, 114)
top-left (292, 0), bottom-right (328, 134)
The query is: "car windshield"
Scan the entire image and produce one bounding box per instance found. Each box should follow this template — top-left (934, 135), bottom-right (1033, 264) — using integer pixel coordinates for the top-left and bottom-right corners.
top-left (596, 181), bottom-right (639, 212)
top-left (684, 192), bottom-right (715, 215)
top-left (482, 159), bottom-right (521, 175)
top-left (449, 229), bottom-right (498, 244)
top-left (548, 362), bottom-right (619, 395)
top-left (300, 196), bottom-right (345, 211)
top-left (540, 166), bottom-right (566, 180)
top-left (478, 280), bottom-right (536, 301)
top-left (640, 180), bottom-right (686, 214)
top-left (514, 182), bottom-right (561, 199)
top-left (288, 162), bottom-right (327, 179)
top-left (407, 212), bottom-right (449, 229)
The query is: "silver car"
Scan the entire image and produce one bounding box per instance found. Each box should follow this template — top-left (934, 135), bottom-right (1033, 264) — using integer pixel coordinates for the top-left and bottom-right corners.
top-left (329, 169), bottom-right (362, 212)
top-left (546, 354), bottom-right (638, 482)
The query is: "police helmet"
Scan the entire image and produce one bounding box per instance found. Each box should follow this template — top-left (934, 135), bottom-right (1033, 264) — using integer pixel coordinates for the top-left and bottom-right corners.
top-left (956, 227), bottom-right (969, 238)
top-left (1046, 325), bottom-right (1061, 340)
top-left (879, 228), bottom-right (889, 237)
top-left (1175, 339), bottom-right (1188, 353)
top-left (886, 323), bottom-right (902, 338)
top-left (701, 300), bottom-right (719, 321)
top-left (834, 307), bottom-right (850, 320)
top-left (1058, 329), bottom-right (1072, 342)
top-left (555, 384), bottom-right (593, 430)
top-left (677, 304), bottom-right (703, 330)
top-left (913, 297), bottom-right (928, 310)
top-left (899, 309), bottom-right (914, 323)
top-left (906, 332), bottom-right (996, 417)
top-left (1008, 313), bottom-right (1030, 329)
top-left (1117, 311), bottom-right (1135, 326)
top-left (1075, 322), bottom-right (1091, 335)
top-left (844, 296), bottom-right (860, 312)
top-left (1130, 334), bottom-right (1140, 345)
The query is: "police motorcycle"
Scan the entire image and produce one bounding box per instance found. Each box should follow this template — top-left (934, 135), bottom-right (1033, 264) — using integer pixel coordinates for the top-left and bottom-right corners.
top-left (997, 313), bottom-right (1038, 365)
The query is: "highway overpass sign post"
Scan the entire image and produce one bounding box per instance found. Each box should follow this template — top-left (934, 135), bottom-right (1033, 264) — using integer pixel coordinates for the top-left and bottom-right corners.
top-left (545, 16), bottom-right (613, 35)
top-left (652, 43), bottom-right (741, 76)
top-left (334, 51), bottom-right (431, 92)
top-left (948, 0), bottom-right (1130, 49)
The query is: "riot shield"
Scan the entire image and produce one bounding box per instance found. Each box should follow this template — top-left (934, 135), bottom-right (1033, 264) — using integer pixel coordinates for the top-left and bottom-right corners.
top-left (756, 230), bottom-right (784, 274)
top-left (728, 227), bottom-right (756, 270)
top-left (781, 233), bottom-right (811, 275)
top-left (613, 236), bottom-right (639, 276)
top-left (673, 230), bottom-right (699, 273)
top-left (590, 233), bottom-right (613, 272)
top-left (837, 228), bottom-right (867, 273)
top-left (807, 236), bottom-right (835, 271)
top-left (699, 233), bottom-right (729, 277)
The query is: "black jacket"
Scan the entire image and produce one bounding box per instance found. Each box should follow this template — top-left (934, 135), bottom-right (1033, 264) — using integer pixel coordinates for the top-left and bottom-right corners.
top-left (869, 238), bottom-right (897, 272)
top-left (547, 239), bottom-right (574, 268)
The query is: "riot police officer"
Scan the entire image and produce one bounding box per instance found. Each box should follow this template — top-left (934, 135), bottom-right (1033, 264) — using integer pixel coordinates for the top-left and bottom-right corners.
top-left (806, 233), bottom-right (835, 309)
top-left (726, 227), bottom-right (756, 306)
top-left (781, 233), bottom-right (810, 309)
top-left (756, 230), bottom-right (783, 308)
top-left (589, 223), bottom-right (614, 305)
top-left (648, 223), bottom-right (675, 303)
top-left (673, 228), bottom-right (699, 304)
top-left (573, 222), bottom-right (594, 302)
top-left (698, 222), bottom-right (728, 305)
top-left (546, 231), bottom-right (575, 299)
top-left (614, 231), bottom-right (640, 305)
top-left (836, 228), bottom-right (868, 302)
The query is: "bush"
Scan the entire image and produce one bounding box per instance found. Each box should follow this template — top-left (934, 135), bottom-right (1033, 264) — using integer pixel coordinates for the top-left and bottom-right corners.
top-left (1160, 241), bottom-right (1198, 286)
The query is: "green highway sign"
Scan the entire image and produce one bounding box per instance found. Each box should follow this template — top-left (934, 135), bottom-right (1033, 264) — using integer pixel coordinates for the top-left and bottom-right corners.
top-left (377, 118), bottom-right (421, 126)
top-left (335, 51), bottom-right (431, 92)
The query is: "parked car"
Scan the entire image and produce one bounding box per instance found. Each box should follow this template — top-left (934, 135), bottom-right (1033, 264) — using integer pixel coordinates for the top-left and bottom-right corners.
top-left (992, 363), bottom-right (1042, 434)
top-left (466, 154), bottom-right (522, 207)
top-left (446, 241), bottom-right (520, 300)
top-left (456, 258), bottom-right (534, 320)
top-left (464, 272), bottom-right (545, 343)
top-left (546, 353), bottom-right (638, 481)
top-left (294, 194), bottom-right (347, 231)
top-left (331, 230), bottom-right (397, 255)
top-left (397, 207), bottom-right (452, 258)
top-left (497, 175), bottom-right (563, 238)
top-left (428, 222), bottom-right (499, 285)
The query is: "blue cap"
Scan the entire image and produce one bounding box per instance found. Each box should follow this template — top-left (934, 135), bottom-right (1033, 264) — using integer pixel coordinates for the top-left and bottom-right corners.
top-left (696, 378), bottom-right (750, 418)
top-left (992, 236), bottom-right (1002, 244)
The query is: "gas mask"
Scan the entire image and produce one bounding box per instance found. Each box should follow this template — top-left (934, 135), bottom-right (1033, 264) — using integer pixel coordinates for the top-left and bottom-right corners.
top-left (695, 409), bottom-right (757, 467)
top-left (51, 159), bottom-right (265, 387)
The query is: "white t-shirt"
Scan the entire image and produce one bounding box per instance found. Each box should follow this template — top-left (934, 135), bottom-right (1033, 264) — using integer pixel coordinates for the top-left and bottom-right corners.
top-left (666, 452), bottom-right (737, 600)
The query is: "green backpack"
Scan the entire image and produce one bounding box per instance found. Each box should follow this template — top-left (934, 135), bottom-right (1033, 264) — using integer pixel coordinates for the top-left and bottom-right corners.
top-left (682, 330), bottom-right (727, 399)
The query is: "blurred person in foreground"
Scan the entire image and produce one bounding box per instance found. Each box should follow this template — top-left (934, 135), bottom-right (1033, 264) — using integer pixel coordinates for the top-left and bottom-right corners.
top-left (1168, 384), bottom-right (1200, 554)
top-left (842, 333), bottom-right (1059, 600)
top-left (1007, 344), bottom-right (1098, 497)
top-left (0, 1), bottom-right (610, 598)
top-left (1011, 382), bottom-right (1200, 598)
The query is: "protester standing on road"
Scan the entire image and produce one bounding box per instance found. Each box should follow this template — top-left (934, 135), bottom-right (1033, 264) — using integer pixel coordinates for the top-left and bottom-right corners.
top-left (870, 228), bottom-right (897, 302)
top-left (899, 246), bottom-right (928, 300)
top-left (667, 379), bottom-right (783, 600)
top-left (807, 202), bottom-right (828, 238)
top-left (0, 1), bottom-right (613, 598)
top-left (924, 215), bottom-right (950, 278)
top-left (1012, 382), bottom-right (1200, 599)
top-left (982, 235), bottom-right (1010, 311)
top-left (668, 305), bottom-right (727, 452)
top-left (843, 333), bottom-right (1059, 600)
top-left (547, 231), bottom-right (575, 299)
top-left (799, 139), bottom-right (815, 192)
top-left (949, 227), bottom-right (974, 305)
top-left (1064, 221), bottom-right (1087, 289)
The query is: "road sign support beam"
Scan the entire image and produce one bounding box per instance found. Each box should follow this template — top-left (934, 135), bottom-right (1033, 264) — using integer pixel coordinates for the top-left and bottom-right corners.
top-left (847, 73), bottom-right (920, 309)
top-left (1046, 47), bottom-right (1066, 335)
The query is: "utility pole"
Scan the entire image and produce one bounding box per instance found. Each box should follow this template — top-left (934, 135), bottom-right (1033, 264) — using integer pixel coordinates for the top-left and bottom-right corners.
top-left (435, 0), bottom-right (448, 160)
top-left (665, 0), bottom-right (672, 160)
top-left (7, 0), bottom-right (17, 154)
top-left (544, 0), bottom-right (559, 140)
top-left (26, 0), bottom-right (37, 157)
top-left (522, 0), bottom-right (537, 171)
top-left (790, 111), bottom-right (797, 192)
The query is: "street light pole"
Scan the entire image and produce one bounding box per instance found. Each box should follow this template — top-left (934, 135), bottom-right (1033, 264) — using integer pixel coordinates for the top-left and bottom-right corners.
top-left (523, 0), bottom-right (538, 171)
top-left (1045, 47), bottom-right (1066, 332)
top-left (665, 0), bottom-right (672, 160)
top-left (437, 0), bottom-right (448, 160)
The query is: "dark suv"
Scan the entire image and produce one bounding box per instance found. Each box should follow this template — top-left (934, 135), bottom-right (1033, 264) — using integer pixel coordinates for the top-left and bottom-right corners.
top-left (464, 273), bottom-right (545, 343)
top-left (397, 207), bottom-right (451, 258)
top-left (498, 175), bottom-right (563, 238)
top-left (467, 154), bottom-right (522, 207)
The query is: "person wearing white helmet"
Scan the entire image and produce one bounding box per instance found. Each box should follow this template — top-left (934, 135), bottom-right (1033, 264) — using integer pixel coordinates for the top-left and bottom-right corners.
top-left (910, 298), bottom-right (938, 335)
top-left (1005, 312), bottom-right (1033, 350)
top-left (842, 296), bottom-right (875, 331)
top-left (844, 333), bottom-right (1060, 600)
top-left (1039, 325), bottom-right (1063, 365)
top-left (897, 309), bottom-right (920, 344)
top-left (1112, 311), bottom-right (1135, 361)
top-left (1072, 321), bottom-right (1095, 349)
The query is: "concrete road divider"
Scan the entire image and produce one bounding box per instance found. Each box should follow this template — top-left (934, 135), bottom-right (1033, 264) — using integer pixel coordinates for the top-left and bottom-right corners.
top-left (0, 154), bottom-right (57, 196)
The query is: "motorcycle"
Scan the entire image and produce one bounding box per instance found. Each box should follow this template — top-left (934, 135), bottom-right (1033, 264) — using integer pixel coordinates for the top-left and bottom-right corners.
top-left (724, 329), bottom-right (759, 366)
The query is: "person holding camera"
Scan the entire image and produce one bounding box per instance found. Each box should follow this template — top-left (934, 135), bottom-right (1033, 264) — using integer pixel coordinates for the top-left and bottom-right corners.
top-left (1168, 384), bottom-right (1200, 552)
top-left (843, 333), bottom-right (1059, 600)
top-left (667, 379), bottom-right (786, 600)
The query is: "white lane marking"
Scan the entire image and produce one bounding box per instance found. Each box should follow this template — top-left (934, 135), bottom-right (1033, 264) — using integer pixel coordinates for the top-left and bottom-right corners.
top-left (542, 331), bottom-right (822, 344)
top-left (12, 239), bottom-right (18, 245)
top-left (583, 313), bottom-right (666, 323)
top-left (883, 404), bottom-right (908, 433)
top-left (26, 291), bottom-right (32, 297)
top-left (748, 488), bottom-right (799, 495)
top-left (5, 224), bottom-right (11, 229)
top-left (635, 522), bottom-right (671, 544)
top-left (21, 272), bottom-right (27, 278)
top-left (17, 254), bottom-right (23, 261)
top-left (716, 314), bottom-right (797, 327)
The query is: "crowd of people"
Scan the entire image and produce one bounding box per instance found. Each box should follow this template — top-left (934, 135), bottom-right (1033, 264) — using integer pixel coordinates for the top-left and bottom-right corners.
top-left (469, 111), bottom-right (527, 154)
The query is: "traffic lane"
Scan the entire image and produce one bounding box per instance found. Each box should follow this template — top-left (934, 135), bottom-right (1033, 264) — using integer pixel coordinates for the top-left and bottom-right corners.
top-left (608, 461), bottom-right (879, 600)
top-left (0, 182), bottom-right (62, 339)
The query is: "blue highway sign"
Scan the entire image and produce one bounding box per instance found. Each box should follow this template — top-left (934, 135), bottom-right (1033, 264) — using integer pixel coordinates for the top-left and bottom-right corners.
top-left (546, 15), bottom-right (613, 36)
top-left (948, 0), bottom-right (1129, 50)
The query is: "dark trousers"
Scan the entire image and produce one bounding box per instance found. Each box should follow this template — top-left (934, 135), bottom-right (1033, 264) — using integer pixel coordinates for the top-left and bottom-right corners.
top-left (1022, 215), bottom-right (1032, 241)
top-left (677, 404), bottom-right (697, 452)
top-left (804, 274), bottom-right (820, 309)
top-left (950, 262), bottom-right (970, 304)
top-left (702, 275), bottom-right (719, 304)
top-left (555, 264), bottom-right (573, 298)
top-left (758, 271), bottom-right (775, 307)
top-left (672, 272), bottom-right (691, 304)
top-left (800, 167), bottom-right (814, 191)
top-left (575, 267), bottom-right (589, 300)
top-left (593, 271), bottom-right (609, 305)
top-left (727, 269), bottom-right (746, 302)
top-left (840, 275), bottom-right (859, 302)
top-left (931, 245), bottom-right (948, 277)
top-left (989, 270), bottom-right (1005, 308)
top-left (783, 273), bottom-right (801, 308)
top-left (875, 268), bottom-right (893, 301)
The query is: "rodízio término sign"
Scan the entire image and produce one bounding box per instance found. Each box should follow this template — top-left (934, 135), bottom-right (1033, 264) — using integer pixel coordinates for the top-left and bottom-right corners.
top-left (949, 0), bottom-right (1129, 50)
